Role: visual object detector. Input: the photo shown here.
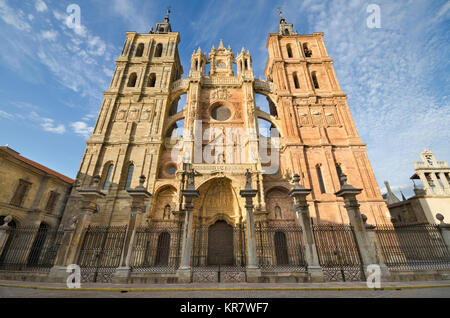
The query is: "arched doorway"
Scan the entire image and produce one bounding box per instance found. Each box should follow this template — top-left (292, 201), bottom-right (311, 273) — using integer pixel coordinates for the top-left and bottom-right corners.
top-left (154, 232), bottom-right (170, 266)
top-left (207, 221), bottom-right (233, 265)
top-left (274, 231), bottom-right (289, 265)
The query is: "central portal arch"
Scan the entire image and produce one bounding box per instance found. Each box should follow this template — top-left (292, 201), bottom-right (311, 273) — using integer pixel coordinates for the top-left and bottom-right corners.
top-left (207, 221), bottom-right (233, 265)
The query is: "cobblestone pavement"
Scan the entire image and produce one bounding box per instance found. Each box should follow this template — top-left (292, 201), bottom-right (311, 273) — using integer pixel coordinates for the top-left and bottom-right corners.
top-left (1, 280), bottom-right (450, 298)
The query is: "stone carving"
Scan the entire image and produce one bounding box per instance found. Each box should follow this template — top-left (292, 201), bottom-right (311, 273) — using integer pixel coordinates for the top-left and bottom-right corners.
top-left (212, 87), bottom-right (231, 100)
top-left (116, 108), bottom-right (127, 120)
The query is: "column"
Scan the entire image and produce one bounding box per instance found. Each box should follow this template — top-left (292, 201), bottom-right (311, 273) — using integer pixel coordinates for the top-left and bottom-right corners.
top-left (438, 172), bottom-right (450, 193)
top-left (430, 172), bottom-right (443, 194)
top-left (335, 174), bottom-right (390, 279)
top-left (418, 172), bottom-right (432, 193)
top-left (288, 174), bottom-right (324, 282)
top-left (49, 175), bottom-right (105, 282)
top-left (239, 170), bottom-right (261, 282)
top-left (113, 175), bottom-right (152, 283)
top-left (177, 169), bottom-right (199, 283)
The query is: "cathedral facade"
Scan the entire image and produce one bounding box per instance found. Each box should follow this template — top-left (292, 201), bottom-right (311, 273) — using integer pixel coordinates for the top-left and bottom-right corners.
top-left (54, 11), bottom-right (394, 282)
top-left (62, 12), bottom-right (389, 228)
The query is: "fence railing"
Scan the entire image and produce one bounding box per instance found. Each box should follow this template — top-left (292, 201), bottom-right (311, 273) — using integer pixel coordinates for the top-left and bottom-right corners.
top-left (375, 223), bottom-right (450, 271)
top-left (313, 223), bottom-right (365, 281)
top-left (130, 225), bottom-right (182, 272)
top-left (255, 222), bottom-right (306, 272)
top-left (0, 227), bottom-right (64, 272)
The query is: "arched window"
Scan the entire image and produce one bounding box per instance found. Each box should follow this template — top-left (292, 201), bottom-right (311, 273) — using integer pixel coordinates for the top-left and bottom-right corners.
top-left (316, 165), bottom-right (326, 194)
top-left (311, 71), bottom-right (319, 89)
top-left (135, 43), bottom-right (144, 57)
top-left (147, 73), bottom-right (156, 87)
top-left (154, 43), bottom-right (163, 57)
top-left (239, 60), bottom-right (243, 72)
top-left (293, 72), bottom-right (300, 89)
top-left (284, 28), bottom-right (289, 35)
top-left (155, 232), bottom-right (170, 266)
top-left (244, 59), bottom-right (248, 70)
top-left (194, 60), bottom-right (198, 70)
top-left (303, 43), bottom-right (312, 57)
top-left (124, 164), bottom-right (134, 190)
top-left (274, 231), bottom-right (289, 265)
top-left (102, 163), bottom-right (114, 190)
top-left (127, 73), bottom-right (137, 87)
top-left (286, 44), bottom-right (293, 58)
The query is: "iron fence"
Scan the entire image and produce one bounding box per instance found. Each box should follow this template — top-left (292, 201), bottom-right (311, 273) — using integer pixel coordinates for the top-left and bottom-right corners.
top-left (130, 224), bottom-right (182, 273)
top-left (313, 223), bottom-right (365, 281)
top-left (255, 222), bottom-right (306, 272)
top-left (77, 225), bottom-right (127, 283)
top-left (0, 226), bottom-right (63, 271)
top-left (375, 223), bottom-right (450, 271)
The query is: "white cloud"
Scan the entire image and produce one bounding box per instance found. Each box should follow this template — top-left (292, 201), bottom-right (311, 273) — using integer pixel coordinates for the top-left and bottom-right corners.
top-left (41, 117), bottom-right (66, 134)
top-left (41, 29), bottom-right (58, 41)
top-left (0, 110), bottom-right (13, 119)
top-left (35, 0), bottom-right (48, 13)
top-left (0, 0), bottom-right (31, 31)
top-left (70, 121), bottom-right (93, 138)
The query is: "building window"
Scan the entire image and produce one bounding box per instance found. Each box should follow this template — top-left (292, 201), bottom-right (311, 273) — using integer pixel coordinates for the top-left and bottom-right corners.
top-left (10, 179), bottom-right (31, 207)
top-left (147, 73), bottom-right (156, 87)
top-left (103, 164), bottom-right (114, 190)
top-left (155, 43), bottom-right (163, 57)
top-left (167, 165), bottom-right (177, 176)
top-left (125, 164), bottom-right (134, 190)
top-left (135, 43), bottom-right (144, 57)
top-left (211, 105), bottom-right (231, 121)
top-left (287, 44), bottom-right (293, 58)
top-left (293, 72), bottom-right (300, 89)
top-left (127, 73), bottom-right (137, 87)
top-left (303, 43), bottom-right (312, 57)
top-left (45, 191), bottom-right (60, 213)
top-left (244, 59), bottom-right (248, 70)
top-left (312, 71), bottom-right (319, 89)
top-left (317, 165), bottom-right (326, 194)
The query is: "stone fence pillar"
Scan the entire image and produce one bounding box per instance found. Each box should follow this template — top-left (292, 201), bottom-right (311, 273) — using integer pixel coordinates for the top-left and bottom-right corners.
top-left (0, 215), bottom-right (13, 258)
top-left (113, 175), bottom-right (152, 283)
top-left (288, 174), bottom-right (324, 282)
top-left (437, 213), bottom-right (450, 255)
top-left (49, 175), bottom-right (105, 282)
top-left (177, 169), bottom-right (199, 283)
top-left (335, 174), bottom-right (390, 279)
top-left (240, 170), bottom-right (261, 282)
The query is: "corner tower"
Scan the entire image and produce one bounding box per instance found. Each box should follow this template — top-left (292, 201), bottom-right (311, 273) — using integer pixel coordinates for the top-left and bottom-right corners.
top-left (264, 12), bottom-right (390, 224)
top-left (61, 10), bottom-right (183, 226)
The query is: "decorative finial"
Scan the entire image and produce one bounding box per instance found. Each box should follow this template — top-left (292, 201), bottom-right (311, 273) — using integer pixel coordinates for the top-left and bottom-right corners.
top-left (139, 175), bottom-right (146, 187)
top-left (278, 7), bottom-right (285, 23)
top-left (436, 213), bottom-right (444, 224)
top-left (339, 173), bottom-right (348, 186)
top-left (361, 213), bottom-right (368, 224)
top-left (245, 169), bottom-right (252, 189)
top-left (292, 173), bottom-right (301, 185)
top-left (164, 5), bottom-right (171, 22)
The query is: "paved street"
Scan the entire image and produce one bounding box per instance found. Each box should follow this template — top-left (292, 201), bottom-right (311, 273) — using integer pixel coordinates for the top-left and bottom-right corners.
top-left (1, 280), bottom-right (450, 298)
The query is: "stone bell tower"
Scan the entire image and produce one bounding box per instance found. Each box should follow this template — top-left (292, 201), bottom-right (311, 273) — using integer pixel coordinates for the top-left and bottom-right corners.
top-left (263, 11), bottom-right (390, 224)
top-left (61, 9), bottom-right (183, 226)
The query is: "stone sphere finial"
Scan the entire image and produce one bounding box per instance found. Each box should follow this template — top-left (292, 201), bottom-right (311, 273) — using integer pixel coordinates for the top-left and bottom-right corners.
top-left (361, 213), bottom-right (368, 224)
top-left (292, 174), bottom-right (300, 185)
top-left (436, 213), bottom-right (444, 223)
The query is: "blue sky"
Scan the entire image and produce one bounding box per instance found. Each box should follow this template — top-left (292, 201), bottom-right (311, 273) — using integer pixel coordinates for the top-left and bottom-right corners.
top-left (0, 0), bottom-right (449, 198)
